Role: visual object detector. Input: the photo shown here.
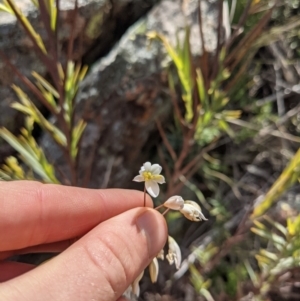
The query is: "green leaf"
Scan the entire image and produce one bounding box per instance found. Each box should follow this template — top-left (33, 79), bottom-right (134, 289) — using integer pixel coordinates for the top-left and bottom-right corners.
top-left (253, 220), bottom-right (267, 230)
top-left (6, 0), bottom-right (47, 54)
top-left (0, 127), bottom-right (59, 183)
top-left (0, 2), bottom-right (13, 13)
top-left (196, 68), bottom-right (207, 109)
top-left (32, 71), bottom-right (59, 99)
top-left (11, 85), bottom-right (67, 146)
top-left (0, 156), bottom-right (26, 180)
top-left (251, 227), bottom-right (286, 247)
top-left (259, 249), bottom-right (278, 262)
top-left (252, 148), bottom-right (300, 218)
top-left (71, 120), bottom-right (87, 159)
top-left (147, 30), bottom-right (194, 122)
top-left (263, 216), bottom-right (288, 236)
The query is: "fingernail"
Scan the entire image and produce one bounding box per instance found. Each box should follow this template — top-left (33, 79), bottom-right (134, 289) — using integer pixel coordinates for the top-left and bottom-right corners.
top-left (136, 209), bottom-right (167, 258)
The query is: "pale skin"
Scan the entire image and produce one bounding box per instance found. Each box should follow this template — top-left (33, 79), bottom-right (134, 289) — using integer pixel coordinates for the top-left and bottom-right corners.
top-left (0, 181), bottom-right (167, 301)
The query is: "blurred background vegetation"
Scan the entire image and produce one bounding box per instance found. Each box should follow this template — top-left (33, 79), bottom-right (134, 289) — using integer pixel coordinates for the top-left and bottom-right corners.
top-left (1, 0), bottom-right (300, 300)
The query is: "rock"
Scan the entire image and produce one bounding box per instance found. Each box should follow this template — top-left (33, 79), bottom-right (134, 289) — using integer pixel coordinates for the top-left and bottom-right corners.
top-left (71, 0), bottom-right (219, 188)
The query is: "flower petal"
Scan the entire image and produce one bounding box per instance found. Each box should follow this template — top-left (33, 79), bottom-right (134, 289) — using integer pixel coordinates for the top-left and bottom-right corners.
top-left (166, 236), bottom-right (182, 269)
top-left (150, 164), bottom-right (162, 175)
top-left (131, 270), bottom-right (144, 297)
top-left (154, 175), bottom-right (165, 184)
top-left (145, 180), bottom-right (160, 197)
top-left (164, 195), bottom-right (184, 210)
top-left (143, 162), bottom-right (152, 171)
top-left (180, 201), bottom-right (208, 221)
top-left (133, 175), bottom-right (145, 182)
top-left (149, 257), bottom-right (159, 283)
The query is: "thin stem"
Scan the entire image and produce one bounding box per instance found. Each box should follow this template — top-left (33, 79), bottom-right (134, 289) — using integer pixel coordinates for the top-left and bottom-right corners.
top-left (162, 208), bottom-right (170, 216)
top-left (156, 119), bottom-right (177, 161)
top-left (154, 204), bottom-right (165, 211)
top-left (144, 185), bottom-right (146, 207)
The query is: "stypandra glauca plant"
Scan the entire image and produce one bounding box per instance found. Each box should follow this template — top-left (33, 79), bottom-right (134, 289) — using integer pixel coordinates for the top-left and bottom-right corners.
top-left (146, 0), bottom-right (297, 200)
top-left (146, 1), bottom-right (300, 300)
top-left (124, 161), bottom-right (207, 297)
top-left (0, 0), bottom-right (87, 185)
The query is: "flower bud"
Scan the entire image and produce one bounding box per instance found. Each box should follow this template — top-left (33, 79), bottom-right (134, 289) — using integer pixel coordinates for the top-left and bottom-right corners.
top-left (149, 257), bottom-right (159, 283)
top-left (166, 236), bottom-right (182, 269)
top-left (131, 270), bottom-right (144, 296)
top-left (163, 195), bottom-right (184, 210)
top-left (157, 249), bottom-right (164, 260)
top-left (180, 200), bottom-right (208, 222)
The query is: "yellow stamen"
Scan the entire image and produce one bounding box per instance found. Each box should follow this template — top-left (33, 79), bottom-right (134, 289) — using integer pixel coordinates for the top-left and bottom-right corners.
top-left (142, 171), bottom-right (154, 181)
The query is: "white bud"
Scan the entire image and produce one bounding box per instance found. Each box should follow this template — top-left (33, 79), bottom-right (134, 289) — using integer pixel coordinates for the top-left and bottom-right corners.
top-left (166, 236), bottom-right (182, 269)
top-left (131, 270), bottom-right (144, 296)
top-left (180, 200), bottom-right (208, 222)
top-left (163, 195), bottom-right (184, 210)
top-left (149, 257), bottom-right (159, 283)
top-left (157, 249), bottom-right (164, 260)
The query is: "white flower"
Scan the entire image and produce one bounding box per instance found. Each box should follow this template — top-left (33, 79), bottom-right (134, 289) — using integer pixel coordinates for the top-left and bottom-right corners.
top-left (166, 236), bottom-right (182, 269)
top-left (180, 200), bottom-right (208, 222)
top-left (149, 257), bottom-right (159, 283)
top-left (163, 195), bottom-right (184, 210)
top-left (133, 162), bottom-right (165, 197)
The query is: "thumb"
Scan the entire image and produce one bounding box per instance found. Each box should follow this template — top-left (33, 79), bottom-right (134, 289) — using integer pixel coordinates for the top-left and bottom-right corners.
top-left (0, 208), bottom-right (167, 301)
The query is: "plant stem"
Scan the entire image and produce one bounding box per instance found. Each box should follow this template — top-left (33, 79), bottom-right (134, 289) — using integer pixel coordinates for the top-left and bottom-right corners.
top-left (144, 185), bottom-right (146, 207)
top-left (162, 208), bottom-right (170, 216)
top-left (154, 204), bottom-right (165, 211)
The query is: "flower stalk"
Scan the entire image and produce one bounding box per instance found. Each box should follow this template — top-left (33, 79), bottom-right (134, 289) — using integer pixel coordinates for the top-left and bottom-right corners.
top-left (129, 162), bottom-right (208, 297)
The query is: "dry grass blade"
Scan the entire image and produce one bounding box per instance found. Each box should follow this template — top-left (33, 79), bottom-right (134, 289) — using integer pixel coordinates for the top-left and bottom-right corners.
top-left (38, 0), bottom-right (57, 60)
top-left (225, 5), bottom-right (275, 71)
top-left (0, 50), bottom-right (56, 116)
top-left (226, 0), bottom-right (252, 49)
top-left (6, 0), bottom-right (48, 57)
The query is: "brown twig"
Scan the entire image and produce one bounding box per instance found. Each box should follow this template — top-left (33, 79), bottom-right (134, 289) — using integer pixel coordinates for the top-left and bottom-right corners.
top-left (197, 0), bottom-right (209, 89)
top-left (226, 0), bottom-right (252, 50)
top-left (156, 119), bottom-right (177, 161)
top-left (0, 51), bottom-right (56, 115)
top-left (225, 6), bottom-right (275, 71)
top-left (157, 145), bottom-right (171, 183)
top-left (169, 90), bottom-right (186, 131)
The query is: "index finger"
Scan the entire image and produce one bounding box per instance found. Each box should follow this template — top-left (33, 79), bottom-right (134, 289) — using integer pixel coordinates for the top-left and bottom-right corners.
top-left (0, 181), bottom-right (151, 251)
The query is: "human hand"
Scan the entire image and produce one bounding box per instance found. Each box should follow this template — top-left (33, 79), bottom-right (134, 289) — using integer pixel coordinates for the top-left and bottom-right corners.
top-left (0, 181), bottom-right (167, 300)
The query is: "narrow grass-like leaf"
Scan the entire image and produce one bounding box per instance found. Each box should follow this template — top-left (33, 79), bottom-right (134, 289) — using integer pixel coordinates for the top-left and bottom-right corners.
top-left (251, 227), bottom-right (286, 247)
top-left (71, 120), bottom-right (87, 159)
top-left (0, 127), bottom-right (59, 183)
top-left (6, 0), bottom-right (47, 54)
top-left (32, 71), bottom-right (59, 99)
top-left (11, 85), bottom-right (67, 146)
top-left (252, 148), bottom-right (300, 218)
top-left (0, 2), bottom-right (13, 13)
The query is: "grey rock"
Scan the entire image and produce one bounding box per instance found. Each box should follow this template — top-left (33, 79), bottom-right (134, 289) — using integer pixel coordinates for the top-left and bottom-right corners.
top-left (71, 0), bottom-right (219, 188)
